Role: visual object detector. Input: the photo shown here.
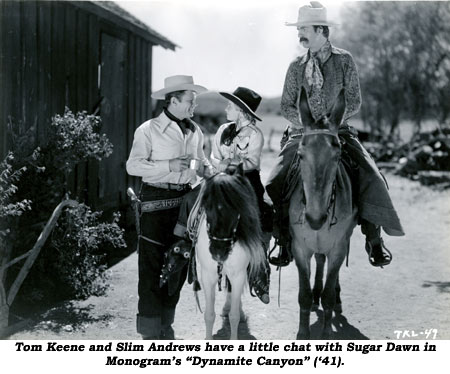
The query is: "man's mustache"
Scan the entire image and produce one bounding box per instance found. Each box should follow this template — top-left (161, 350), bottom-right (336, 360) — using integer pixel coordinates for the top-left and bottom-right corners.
top-left (300, 37), bottom-right (309, 42)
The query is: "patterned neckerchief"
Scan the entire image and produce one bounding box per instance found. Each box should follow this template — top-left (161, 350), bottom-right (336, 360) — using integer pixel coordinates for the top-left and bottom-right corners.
top-left (305, 40), bottom-right (332, 90)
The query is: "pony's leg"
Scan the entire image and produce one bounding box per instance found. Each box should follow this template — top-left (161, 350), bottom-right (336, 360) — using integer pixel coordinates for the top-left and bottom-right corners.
top-left (321, 254), bottom-right (345, 339)
top-left (228, 274), bottom-right (246, 340)
top-left (222, 291), bottom-right (246, 321)
top-left (202, 273), bottom-right (217, 340)
top-left (294, 249), bottom-right (313, 340)
top-left (312, 253), bottom-right (325, 311)
top-left (334, 274), bottom-right (342, 314)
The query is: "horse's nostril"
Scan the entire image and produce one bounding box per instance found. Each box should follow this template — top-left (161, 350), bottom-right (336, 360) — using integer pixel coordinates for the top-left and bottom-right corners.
top-left (306, 214), bottom-right (327, 230)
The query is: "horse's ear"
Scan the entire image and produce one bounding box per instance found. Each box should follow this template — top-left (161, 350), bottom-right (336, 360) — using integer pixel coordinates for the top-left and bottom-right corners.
top-left (329, 89), bottom-right (346, 127)
top-left (299, 87), bottom-right (315, 129)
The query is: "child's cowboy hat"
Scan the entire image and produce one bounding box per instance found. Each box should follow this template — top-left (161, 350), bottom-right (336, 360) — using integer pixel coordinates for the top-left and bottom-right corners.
top-left (151, 75), bottom-right (207, 99)
top-left (219, 87), bottom-right (262, 121)
top-left (285, 1), bottom-right (339, 27)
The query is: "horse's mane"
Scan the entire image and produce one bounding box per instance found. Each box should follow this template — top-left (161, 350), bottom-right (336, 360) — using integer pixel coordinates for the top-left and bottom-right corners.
top-left (201, 172), bottom-right (264, 278)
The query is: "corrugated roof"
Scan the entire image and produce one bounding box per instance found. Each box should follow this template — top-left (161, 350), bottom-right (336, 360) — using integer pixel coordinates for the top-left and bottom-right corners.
top-left (91, 1), bottom-right (178, 50)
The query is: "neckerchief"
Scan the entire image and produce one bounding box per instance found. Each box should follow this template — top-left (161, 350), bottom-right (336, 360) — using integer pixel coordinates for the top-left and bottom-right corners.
top-left (220, 122), bottom-right (239, 146)
top-left (164, 108), bottom-right (196, 135)
top-left (220, 119), bottom-right (253, 147)
top-left (305, 40), bottom-right (332, 90)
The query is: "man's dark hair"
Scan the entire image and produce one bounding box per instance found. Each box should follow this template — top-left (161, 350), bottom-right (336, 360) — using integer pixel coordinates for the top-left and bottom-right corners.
top-left (164, 90), bottom-right (187, 107)
top-left (313, 25), bottom-right (329, 38)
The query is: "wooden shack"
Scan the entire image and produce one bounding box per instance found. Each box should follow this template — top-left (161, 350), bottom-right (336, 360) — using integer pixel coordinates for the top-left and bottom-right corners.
top-left (0, 1), bottom-right (176, 210)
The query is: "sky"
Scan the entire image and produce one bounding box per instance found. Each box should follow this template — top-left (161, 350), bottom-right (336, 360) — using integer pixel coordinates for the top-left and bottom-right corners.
top-left (116, 0), bottom-right (345, 98)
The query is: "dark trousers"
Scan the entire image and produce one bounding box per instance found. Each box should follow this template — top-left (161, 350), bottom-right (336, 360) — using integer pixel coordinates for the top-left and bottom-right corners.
top-left (137, 185), bottom-right (189, 338)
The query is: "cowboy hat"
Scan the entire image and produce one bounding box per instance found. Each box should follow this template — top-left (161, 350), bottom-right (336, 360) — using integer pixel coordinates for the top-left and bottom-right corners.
top-left (151, 75), bottom-right (207, 100)
top-left (219, 87), bottom-right (262, 121)
top-left (285, 1), bottom-right (339, 27)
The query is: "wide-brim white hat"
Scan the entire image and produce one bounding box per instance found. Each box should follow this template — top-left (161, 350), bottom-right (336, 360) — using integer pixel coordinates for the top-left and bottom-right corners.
top-left (151, 75), bottom-right (207, 99)
top-left (285, 1), bottom-right (339, 27)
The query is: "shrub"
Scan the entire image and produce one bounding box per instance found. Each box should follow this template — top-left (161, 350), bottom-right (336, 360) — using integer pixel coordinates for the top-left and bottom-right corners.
top-left (4, 108), bottom-right (126, 308)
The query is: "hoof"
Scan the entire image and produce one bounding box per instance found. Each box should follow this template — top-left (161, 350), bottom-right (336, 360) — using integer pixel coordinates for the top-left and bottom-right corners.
top-left (334, 303), bottom-right (342, 314)
top-left (311, 303), bottom-right (320, 312)
top-left (221, 309), bottom-right (247, 322)
top-left (321, 331), bottom-right (332, 340)
top-left (296, 331), bottom-right (310, 340)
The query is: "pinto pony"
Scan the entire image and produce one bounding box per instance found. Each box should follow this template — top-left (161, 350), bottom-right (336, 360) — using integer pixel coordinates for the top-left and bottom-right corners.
top-left (290, 88), bottom-right (358, 339)
top-left (194, 164), bottom-right (265, 339)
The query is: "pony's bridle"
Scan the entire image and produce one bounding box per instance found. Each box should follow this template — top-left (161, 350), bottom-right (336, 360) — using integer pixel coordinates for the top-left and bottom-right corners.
top-left (206, 214), bottom-right (240, 246)
top-left (206, 213), bottom-right (240, 290)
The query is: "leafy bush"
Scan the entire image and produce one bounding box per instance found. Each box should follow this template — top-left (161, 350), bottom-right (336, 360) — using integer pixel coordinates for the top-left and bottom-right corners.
top-left (4, 108), bottom-right (126, 308)
top-left (49, 204), bottom-right (126, 300)
top-left (0, 152), bottom-right (35, 262)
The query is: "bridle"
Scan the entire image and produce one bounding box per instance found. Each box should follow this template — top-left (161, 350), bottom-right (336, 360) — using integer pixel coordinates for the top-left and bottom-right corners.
top-left (206, 210), bottom-right (240, 291)
top-left (300, 128), bottom-right (341, 227)
top-left (206, 213), bottom-right (240, 246)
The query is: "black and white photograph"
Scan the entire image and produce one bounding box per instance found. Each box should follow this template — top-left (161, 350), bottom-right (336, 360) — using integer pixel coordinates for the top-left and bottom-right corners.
top-left (1, 0), bottom-right (449, 358)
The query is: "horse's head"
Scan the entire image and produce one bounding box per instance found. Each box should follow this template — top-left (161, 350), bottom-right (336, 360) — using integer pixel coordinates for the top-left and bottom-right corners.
top-left (298, 88), bottom-right (346, 230)
top-left (201, 164), bottom-right (259, 263)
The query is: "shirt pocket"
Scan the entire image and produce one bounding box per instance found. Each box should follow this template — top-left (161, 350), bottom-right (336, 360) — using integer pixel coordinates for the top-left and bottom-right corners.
top-left (236, 136), bottom-right (250, 155)
top-left (151, 138), bottom-right (181, 160)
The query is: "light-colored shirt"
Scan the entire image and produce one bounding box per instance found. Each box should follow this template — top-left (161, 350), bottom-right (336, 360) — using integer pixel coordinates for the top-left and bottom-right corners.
top-left (126, 111), bottom-right (209, 184)
top-left (281, 42), bottom-right (361, 129)
top-left (211, 121), bottom-right (264, 172)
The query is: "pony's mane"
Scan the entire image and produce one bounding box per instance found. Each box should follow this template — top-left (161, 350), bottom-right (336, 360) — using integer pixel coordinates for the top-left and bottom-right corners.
top-left (201, 172), bottom-right (264, 277)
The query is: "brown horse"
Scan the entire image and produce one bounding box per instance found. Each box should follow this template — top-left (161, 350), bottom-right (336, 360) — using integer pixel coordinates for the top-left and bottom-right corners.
top-left (290, 88), bottom-right (357, 339)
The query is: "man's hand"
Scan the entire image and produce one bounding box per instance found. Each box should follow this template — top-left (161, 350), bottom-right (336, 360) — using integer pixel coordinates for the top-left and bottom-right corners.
top-left (169, 156), bottom-right (189, 172)
top-left (202, 165), bottom-right (214, 178)
top-left (218, 158), bottom-right (232, 172)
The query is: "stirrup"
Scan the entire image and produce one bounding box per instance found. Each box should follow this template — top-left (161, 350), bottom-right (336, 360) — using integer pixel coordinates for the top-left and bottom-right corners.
top-left (250, 278), bottom-right (270, 304)
top-left (268, 241), bottom-right (292, 267)
top-left (365, 238), bottom-right (392, 268)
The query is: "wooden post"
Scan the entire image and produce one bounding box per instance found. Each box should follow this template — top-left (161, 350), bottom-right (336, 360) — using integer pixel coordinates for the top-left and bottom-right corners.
top-left (0, 199), bottom-right (79, 334)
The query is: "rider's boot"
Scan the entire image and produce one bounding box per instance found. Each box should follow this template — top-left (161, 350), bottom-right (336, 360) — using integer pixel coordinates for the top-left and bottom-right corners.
top-left (269, 203), bottom-right (293, 267)
top-left (362, 220), bottom-right (392, 267)
top-left (249, 258), bottom-right (270, 304)
top-left (160, 236), bottom-right (192, 288)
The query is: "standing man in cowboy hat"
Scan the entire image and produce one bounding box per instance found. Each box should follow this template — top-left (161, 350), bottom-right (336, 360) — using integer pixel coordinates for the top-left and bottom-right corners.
top-left (266, 1), bottom-right (404, 267)
top-left (126, 75), bottom-right (210, 339)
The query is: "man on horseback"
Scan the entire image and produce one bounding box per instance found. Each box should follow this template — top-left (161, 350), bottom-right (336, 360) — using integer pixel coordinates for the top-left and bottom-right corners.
top-left (126, 75), bottom-right (210, 340)
top-left (267, 1), bottom-right (404, 268)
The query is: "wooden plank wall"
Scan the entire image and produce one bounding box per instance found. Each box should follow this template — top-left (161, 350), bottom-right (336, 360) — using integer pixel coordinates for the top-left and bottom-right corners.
top-left (1, 0), bottom-right (155, 210)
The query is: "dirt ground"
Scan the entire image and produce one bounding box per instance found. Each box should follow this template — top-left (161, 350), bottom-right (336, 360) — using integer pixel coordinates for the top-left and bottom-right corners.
top-left (6, 146), bottom-right (450, 341)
